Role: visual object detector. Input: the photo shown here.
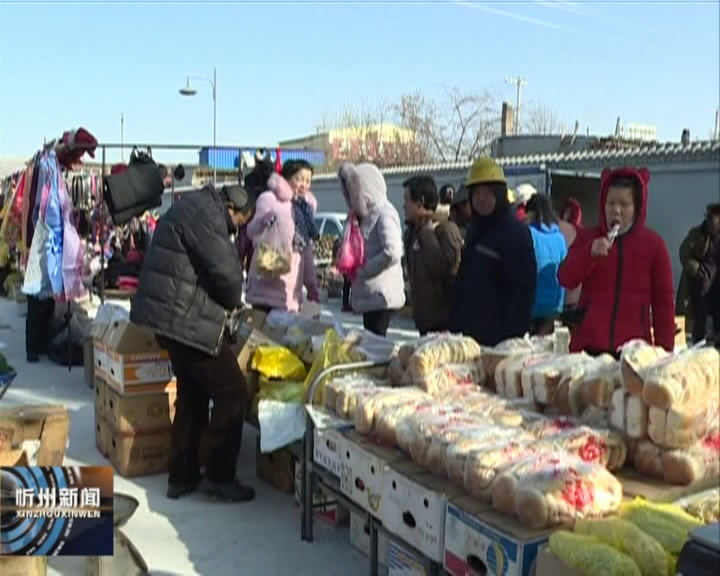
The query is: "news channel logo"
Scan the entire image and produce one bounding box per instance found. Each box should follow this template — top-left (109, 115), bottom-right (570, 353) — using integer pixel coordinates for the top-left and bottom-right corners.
top-left (0, 466), bottom-right (114, 556)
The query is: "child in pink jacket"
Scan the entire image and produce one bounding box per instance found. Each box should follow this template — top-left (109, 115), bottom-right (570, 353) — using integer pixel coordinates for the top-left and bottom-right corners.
top-left (246, 162), bottom-right (319, 312)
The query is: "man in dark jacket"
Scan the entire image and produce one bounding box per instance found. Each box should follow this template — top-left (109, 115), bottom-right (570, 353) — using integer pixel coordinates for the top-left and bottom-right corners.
top-left (403, 175), bottom-right (463, 335)
top-left (677, 203), bottom-right (720, 342)
top-left (130, 184), bottom-right (255, 502)
top-left (451, 158), bottom-right (537, 346)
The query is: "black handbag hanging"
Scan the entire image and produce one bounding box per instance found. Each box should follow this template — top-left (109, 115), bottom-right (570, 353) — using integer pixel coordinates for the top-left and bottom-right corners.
top-left (103, 147), bottom-right (164, 225)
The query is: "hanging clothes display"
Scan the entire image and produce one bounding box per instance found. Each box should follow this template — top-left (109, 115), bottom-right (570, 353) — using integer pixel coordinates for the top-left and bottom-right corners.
top-left (21, 150), bottom-right (86, 301)
top-left (1, 169), bottom-right (25, 250)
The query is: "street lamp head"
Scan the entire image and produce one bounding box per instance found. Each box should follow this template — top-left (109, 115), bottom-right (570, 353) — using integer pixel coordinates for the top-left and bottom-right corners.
top-left (179, 78), bottom-right (197, 97)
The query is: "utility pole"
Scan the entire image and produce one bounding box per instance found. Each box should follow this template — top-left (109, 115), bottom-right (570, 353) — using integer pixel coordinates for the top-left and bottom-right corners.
top-left (120, 114), bottom-right (125, 162)
top-left (506, 76), bottom-right (527, 135)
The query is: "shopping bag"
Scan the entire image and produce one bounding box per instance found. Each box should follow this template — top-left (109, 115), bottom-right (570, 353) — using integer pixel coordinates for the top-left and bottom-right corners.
top-left (22, 218), bottom-right (50, 296)
top-left (252, 346), bottom-right (307, 381)
top-left (257, 377), bottom-right (305, 405)
top-left (303, 329), bottom-right (363, 406)
top-left (335, 213), bottom-right (365, 281)
top-left (255, 217), bottom-right (291, 277)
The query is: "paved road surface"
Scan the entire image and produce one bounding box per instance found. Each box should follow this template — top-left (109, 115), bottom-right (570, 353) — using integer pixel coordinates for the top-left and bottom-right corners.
top-left (0, 297), bottom-right (416, 575)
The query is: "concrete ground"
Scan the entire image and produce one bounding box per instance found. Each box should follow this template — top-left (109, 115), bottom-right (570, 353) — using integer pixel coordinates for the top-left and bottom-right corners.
top-left (0, 297), bottom-right (417, 576)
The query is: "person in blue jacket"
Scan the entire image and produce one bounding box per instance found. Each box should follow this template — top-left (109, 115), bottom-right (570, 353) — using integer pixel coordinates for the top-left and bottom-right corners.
top-left (525, 192), bottom-right (568, 335)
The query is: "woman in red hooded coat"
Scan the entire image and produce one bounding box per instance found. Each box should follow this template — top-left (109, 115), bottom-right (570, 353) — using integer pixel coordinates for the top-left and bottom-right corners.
top-left (558, 167), bottom-right (675, 355)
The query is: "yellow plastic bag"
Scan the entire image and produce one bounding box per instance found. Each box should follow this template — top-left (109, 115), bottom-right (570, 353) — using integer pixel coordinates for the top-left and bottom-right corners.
top-left (252, 346), bottom-right (307, 381)
top-left (549, 531), bottom-right (641, 576)
top-left (303, 329), bottom-right (362, 406)
top-left (619, 498), bottom-right (701, 555)
top-left (575, 518), bottom-right (667, 576)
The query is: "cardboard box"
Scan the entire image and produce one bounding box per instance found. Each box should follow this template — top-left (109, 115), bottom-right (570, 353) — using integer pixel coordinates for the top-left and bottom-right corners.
top-left (444, 497), bottom-right (550, 576)
top-left (294, 460), bottom-right (349, 526)
top-left (382, 460), bottom-right (462, 563)
top-left (0, 449), bottom-right (29, 467)
top-left (534, 547), bottom-right (580, 576)
top-left (617, 468), bottom-right (720, 502)
top-left (239, 308), bottom-right (268, 331)
top-left (0, 557), bottom-right (47, 576)
top-left (388, 539), bottom-right (427, 576)
top-left (0, 404), bottom-right (69, 466)
top-left (232, 328), bottom-right (281, 374)
top-left (94, 377), bottom-right (106, 419)
top-left (256, 436), bottom-right (295, 493)
top-left (108, 426), bottom-right (172, 477)
top-left (350, 510), bottom-right (389, 567)
top-left (90, 303), bottom-right (128, 379)
top-left (95, 416), bottom-right (109, 457)
top-left (84, 335), bottom-right (95, 388)
top-left (341, 431), bottom-right (406, 518)
top-left (103, 319), bottom-right (173, 393)
top-left (104, 385), bottom-right (176, 433)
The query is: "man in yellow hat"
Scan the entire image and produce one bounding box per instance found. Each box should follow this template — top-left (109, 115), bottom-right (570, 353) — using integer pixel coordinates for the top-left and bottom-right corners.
top-left (450, 157), bottom-right (537, 345)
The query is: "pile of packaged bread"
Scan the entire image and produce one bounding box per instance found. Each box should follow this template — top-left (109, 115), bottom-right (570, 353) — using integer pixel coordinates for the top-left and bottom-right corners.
top-left (323, 333), bottom-right (720, 533)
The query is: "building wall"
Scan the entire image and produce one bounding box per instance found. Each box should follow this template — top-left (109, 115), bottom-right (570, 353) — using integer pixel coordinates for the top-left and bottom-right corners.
top-left (312, 166), bottom-right (548, 219)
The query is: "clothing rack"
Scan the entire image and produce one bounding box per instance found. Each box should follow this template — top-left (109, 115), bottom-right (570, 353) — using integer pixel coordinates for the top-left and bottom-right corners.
top-left (13, 139), bottom-right (277, 373)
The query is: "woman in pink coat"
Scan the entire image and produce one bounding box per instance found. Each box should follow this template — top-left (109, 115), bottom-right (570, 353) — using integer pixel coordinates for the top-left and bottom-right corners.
top-left (246, 161), bottom-right (319, 312)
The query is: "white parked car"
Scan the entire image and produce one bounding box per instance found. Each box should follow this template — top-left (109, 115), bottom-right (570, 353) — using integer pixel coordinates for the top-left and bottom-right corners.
top-left (314, 212), bottom-right (347, 239)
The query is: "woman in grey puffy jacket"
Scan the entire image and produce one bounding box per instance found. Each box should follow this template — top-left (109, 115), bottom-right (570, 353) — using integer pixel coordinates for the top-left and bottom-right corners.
top-left (338, 162), bottom-right (406, 336)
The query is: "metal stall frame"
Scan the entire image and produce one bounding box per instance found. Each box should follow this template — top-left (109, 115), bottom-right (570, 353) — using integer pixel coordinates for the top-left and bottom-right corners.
top-left (301, 361), bottom-right (443, 576)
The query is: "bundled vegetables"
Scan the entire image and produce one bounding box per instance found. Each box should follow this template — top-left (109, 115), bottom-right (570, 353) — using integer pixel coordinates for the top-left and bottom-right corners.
top-left (574, 518), bottom-right (667, 576)
top-left (619, 499), bottom-right (701, 555)
top-left (549, 531), bottom-right (641, 576)
top-left (547, 499), bottom-right (702, 576)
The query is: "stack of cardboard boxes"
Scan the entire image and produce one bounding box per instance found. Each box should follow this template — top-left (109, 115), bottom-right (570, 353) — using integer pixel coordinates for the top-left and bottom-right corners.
top-left (0, 403), bottom-right (70, 576)
top-left (91, 306), bottom-right (177, 477)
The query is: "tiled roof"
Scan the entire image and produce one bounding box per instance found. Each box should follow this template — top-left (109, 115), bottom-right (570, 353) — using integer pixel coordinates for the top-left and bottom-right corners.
top-left (312, 140), bottom-right (720, 181)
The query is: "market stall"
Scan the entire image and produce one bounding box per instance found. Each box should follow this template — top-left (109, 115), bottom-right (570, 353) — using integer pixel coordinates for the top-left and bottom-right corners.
top-left (292, 329), bottom-right (720, 576)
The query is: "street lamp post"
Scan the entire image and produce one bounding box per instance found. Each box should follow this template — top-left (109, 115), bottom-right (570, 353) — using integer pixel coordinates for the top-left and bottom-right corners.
top-left (505, 76), bottom-right (527, 135)
top-left (179, 66), bottom-right (217, 184)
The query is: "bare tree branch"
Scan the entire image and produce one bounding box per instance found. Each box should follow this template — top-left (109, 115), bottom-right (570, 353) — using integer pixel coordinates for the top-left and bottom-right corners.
top-left (315, 88), bottom-right (502, 168)
top-left (523, 101), bottom-right (563, 135)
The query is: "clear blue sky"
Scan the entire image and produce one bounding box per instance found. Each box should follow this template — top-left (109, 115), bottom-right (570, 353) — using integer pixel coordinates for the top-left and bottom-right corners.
top-left (0, 0), bottom-right (718, 165)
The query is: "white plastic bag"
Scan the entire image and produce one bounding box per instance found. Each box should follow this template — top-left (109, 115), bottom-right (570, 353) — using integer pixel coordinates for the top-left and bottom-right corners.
top-left (258, 399), bottom-right (305, 453)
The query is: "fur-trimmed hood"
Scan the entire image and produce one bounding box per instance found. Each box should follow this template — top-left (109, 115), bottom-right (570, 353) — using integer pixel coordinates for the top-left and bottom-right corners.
top-left (337, 162), bottom-right (387, 219)
top-left (266, 173), bottom-right (294, 203)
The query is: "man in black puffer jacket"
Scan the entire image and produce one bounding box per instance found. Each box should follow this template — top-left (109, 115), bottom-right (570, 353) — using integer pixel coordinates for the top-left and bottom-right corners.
top-left (131, 184), bottom-right (255, 502)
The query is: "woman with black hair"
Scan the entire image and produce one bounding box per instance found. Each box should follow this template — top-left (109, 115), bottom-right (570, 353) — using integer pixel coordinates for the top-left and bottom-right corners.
top-left (525, 193), bottom-right (567, 335)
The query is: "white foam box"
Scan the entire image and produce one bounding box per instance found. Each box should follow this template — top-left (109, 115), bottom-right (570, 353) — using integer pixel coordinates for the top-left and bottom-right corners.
top-left (381, 460), bottom-right (463, 563)
top-left (387, 539), bottom-right (427, 576)
top-left (308, 406), bottom-right (353, 479)
top-left (341, 431), bottom-right (406, 518)
top-left (444, 496), bottom-right (550, 576)
top-left (349, 510), bottom-right (389, 568)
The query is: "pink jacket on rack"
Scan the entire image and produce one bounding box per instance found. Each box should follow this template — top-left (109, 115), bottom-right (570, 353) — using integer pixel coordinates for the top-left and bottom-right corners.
top-left (246, 173), bottom-right (318, 312)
